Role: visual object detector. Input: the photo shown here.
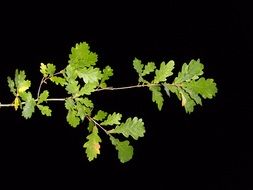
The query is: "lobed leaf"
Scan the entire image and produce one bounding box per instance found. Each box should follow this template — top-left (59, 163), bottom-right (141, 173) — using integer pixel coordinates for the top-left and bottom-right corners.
top-left (77, 67), bottom-right (102, 84)
top-left (142, 62), bottom-right (156, 76)
top-left (174, 59), bottom-right (204, 83)
top-left (67, 109), bottom-right (80, 128)
top-left (69, 42), bottom-right (98, 68)
top-left (110, 136), bottom-right (134, 163)
top-left (101, 112), bottom-right (122, 126)
top-left (94, 110), bottom-right (108, 121)
top-left (83, 126), bottom-right (102, 161)
top-left (37, 105), bottom-right (52, 116)
top-left (22, 92), bottom-right (36, 119)
top-left (153, 61), bottom-right (174, 83)
top-left (38, 90), bottom-right (49, 104)
top-left (109, 117), bottom-right (145, 140)
top-left (50, 76), bottom-right (66, 86)
top-left (149, 86), bottom-right (164, 110)
top-left (182, 78), bottom-right (217, 99)
top-left (7, 77), bottom-right (16, 96)
top-left (100, 66), bottom-right (113, 88)
top-left (133, 58), bottom-right (144, 75)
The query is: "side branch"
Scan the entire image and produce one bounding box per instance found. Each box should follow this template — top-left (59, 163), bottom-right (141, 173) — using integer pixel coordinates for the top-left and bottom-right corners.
top-left (95, 83), bottom-right (160, 92)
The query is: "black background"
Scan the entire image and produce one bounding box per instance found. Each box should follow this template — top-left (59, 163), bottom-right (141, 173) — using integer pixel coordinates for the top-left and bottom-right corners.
top-left (0, 1), bottom-right (252, 189)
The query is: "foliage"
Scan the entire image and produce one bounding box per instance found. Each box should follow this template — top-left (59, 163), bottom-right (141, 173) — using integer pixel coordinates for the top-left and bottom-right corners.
top-left (0, 42), bottom-right (218, 163)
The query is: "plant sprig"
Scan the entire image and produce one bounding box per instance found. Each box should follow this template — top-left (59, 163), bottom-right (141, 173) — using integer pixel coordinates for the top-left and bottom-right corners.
top-left (0, 42), bottom-right (218, 163)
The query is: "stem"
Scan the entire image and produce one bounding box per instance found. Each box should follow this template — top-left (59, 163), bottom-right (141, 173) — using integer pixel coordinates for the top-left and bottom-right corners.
top-left (86, 115), bottom-right (109, 135)
top-left (0, 82), bottom-right (178, 108)
top-left (95, 83), bottom-right (160, 92)
top-left (37, 77), bottom-right (46, 99)
top-left (0, 98), bottom-right (66, 108)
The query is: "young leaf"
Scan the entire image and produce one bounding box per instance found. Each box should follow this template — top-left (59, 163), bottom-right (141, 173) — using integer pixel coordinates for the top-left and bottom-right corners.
top-left (109, 117), bottom-right (145, 140)
top-left (69, 42), bottom-right (98, 68)
top-left (83, 126), bottom-right (102, 161)
top-left (94, 110), bottom-right (108, 121)
top-left (13, 97), bottom-right (20, 111)
top-left (101, 112), bottom-right (122, 126)
top-left (40, 63), bottom-right (56, 77)
top-left (79, 82), bottom-right (98, 95)
top-left (149, 86), bottom-right (164, 110)
top-left (110, 136), bottom-right (134, 163)
top-left (77, 67), bottom-right (102, 84)
top-left (153, 61), bottom-right (174, 83)
top-left (22, 92), bottom-right (36, 119)
top-left (17, 80), bottom-right (31, 94)
top-left (37, 105), bottom-right (52, 116)
top-left (65, 80), bottom-right (80, 95)
top-left (37, 90), bottom-right (49, 104)
top-left (142, 62), bottom-right (156, 76)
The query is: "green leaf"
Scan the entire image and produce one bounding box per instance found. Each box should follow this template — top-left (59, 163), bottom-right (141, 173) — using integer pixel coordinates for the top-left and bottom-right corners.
top-left (47, 64), bottom-right (56, 77)
top-left (101, 112), bottom-right (122, 126)
top-left (142, 62), bottom-right (156, 76)
top-left (110, 117), bottom-right (145, 140)
top-left (77, 97), bottom-right (94, 108)
top-left (13, 70), bottom-right (31, 94)
top-left (179, 89), bottom-right (196, 113)
top-left (110, 136), bottom-right (133, 163)
top-left (65, 98), bottom-right (75, 110)
top-left (65, 80), bottom-right (80, 95)
top-left (100, 66), bottom-right (113, 88)
top-left (50, 76), bottom-right (66, 86)
top-left (94, 110), bottom-right (108, 121)
top-left (69, 42), bottom-right (98, 68)
top-left (83, 126), bottom-right (102, 161)
top-left (174, 59), bottom-right (204, 83)
top-left (75, 97), bottom-right (94, 119)
top-left (77, 67), bottom-right (102, 84)
top-left (65, 65), bottom-right (78, 80)
top-left (22, 92), bottom-right (36, 119)
top-left (183, 87), bottom-right (202, 105)
top-left (153, 61), bottom-right (174, 83)
top-left (76, 102), bottom-right (90, 120)
top-left (38, 90), bottom-right (49, 104)
top-left (7, 77), bottom-right (16, 96)
top-left (101, 66), bottom-right (113, 81)
top-left (183, 78), bottom-right (217, 99)
top-left (37, 105), bottom-right (52, 116)
top-left (40, 63), bottom-right (56, 77)
top-left (87, 121), bottom-right (95, 132)
top-left (18, 80), bottom-right (31, 94)
top-left (133, 58), bottom-right (144, 75)
top-left (67, 110), bottom-right (80, 128)
top-left (79, 82), bottom-right (98, 95)
top-left (149, 86), bottom-right (164, 110)
top-left (165, 84), bottom-right (181, 99)
top-left (40, 63), bottom-right (47, 77)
